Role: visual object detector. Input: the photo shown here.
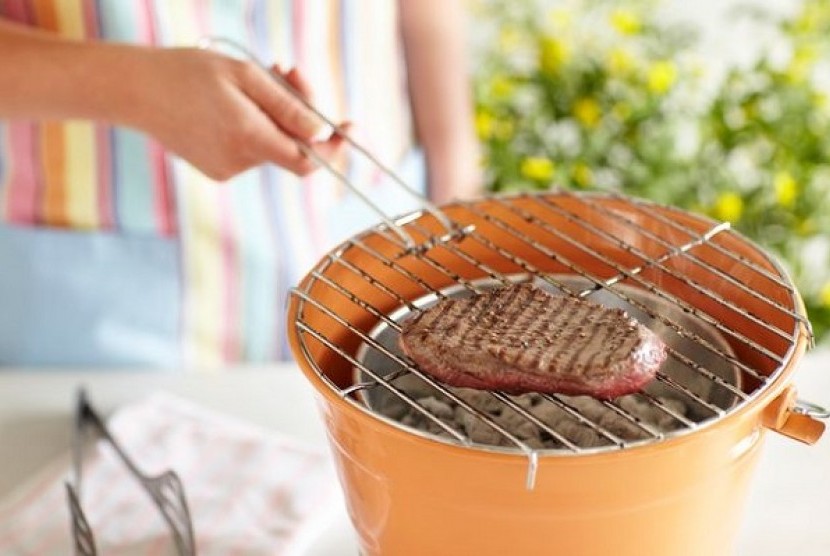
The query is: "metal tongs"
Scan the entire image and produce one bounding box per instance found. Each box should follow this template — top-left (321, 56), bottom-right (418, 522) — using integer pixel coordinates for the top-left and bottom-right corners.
top-left (65, 389), bottom-right (196, 555)
top-left (200, 37), bottom-right (474, 257)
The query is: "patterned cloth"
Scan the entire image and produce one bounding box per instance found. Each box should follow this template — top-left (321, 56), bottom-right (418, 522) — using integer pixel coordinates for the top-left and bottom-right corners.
top-left (0, 0), bottom-right (420, 366)
top-left (0, 393), bottom-right (340, 554)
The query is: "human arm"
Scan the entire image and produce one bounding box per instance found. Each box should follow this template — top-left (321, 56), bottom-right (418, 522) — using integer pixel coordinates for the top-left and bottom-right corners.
top-left (0, 18), bottom-right (344, 180)
top-left (398, 0), bottom-right (481, 204)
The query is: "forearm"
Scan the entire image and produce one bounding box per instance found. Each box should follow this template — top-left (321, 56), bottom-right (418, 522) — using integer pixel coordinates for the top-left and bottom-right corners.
top-left (398, 0), bottom-right (480, 202)
top-left (0, 19), bottom-right (341, 180)
top-left (0, 19), bottom-right (145, 125)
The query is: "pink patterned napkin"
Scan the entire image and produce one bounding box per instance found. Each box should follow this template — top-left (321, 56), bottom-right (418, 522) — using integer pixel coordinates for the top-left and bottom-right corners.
top-left (0, 393), bottom-right (339, 555)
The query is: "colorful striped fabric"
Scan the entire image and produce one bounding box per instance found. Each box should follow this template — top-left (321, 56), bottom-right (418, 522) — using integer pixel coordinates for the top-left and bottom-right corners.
top-left (0, 0), bottom-right (414, 366)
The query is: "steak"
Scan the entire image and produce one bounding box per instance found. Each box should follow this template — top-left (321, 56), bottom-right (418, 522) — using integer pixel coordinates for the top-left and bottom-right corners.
top-left (399, 283), bottom-right (667, 400)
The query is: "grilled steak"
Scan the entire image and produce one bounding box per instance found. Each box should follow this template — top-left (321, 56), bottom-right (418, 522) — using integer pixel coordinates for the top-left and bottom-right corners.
top-left (399, 283), bottom-right (667, 400)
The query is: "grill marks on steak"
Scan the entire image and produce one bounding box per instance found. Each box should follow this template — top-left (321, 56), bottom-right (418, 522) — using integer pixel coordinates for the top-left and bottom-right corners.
top-left (399, 283), bottom-right (667, 400)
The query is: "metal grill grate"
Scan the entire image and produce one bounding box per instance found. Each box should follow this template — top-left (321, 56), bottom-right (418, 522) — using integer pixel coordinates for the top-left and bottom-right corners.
top-left (291, 191), bottom-right (809, 487)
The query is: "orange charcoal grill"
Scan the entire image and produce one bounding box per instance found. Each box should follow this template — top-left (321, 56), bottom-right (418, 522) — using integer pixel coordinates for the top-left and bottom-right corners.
top-left (287, 190), bottom-right (827, 556)
top-left (247, 42), bottom-right (830, 555)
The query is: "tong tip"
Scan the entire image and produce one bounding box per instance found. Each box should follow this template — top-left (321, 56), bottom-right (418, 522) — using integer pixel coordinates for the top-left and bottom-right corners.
top-left (396, 224), bottom-right (475, 259)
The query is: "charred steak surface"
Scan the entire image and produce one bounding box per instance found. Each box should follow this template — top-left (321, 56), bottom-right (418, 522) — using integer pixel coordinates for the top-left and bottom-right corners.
top-left (399, 283), bottom-right (667, 400)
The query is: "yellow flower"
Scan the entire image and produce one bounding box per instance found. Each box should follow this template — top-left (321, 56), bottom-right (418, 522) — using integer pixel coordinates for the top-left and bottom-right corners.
top-left (713, 192), bottom-right (744, 222)
top-left (475, 110), bottom-right (494, 139)
top-left (573, 97), bottom-right (602, 128)
top-left (784, 46), bottom-right (817, 84)
top-left (539, 37), bottom-right (570, 74)
top-left (607, 47), bottom-right (634, 76)
top-left (690, 59), bottom-right (706, 79)
top-left (490, 75), bottom-right (515, 99)
top-left (547, 8), bottom-right (572, 30)
top-left (493, 118), bottom-right (515, 141)
top-left (476, 111), bottom-right (515, 141)
top-left (520, 157), bottom-right (555, 181)
top-left (794, 45), bottom-right (819, 65)
top-left (572, 163), bottom-right (593, 187)
top-left (498, 26), bottom-right (521, 51)
top-left (612, 102), bottom-right (632, 121)
top-left (611, 9), bottom-right (642, 35)
top-left (785, 59), bottom-right (811, 83)
top-left (647, 61), bottom-right (678, 94)
top-left (773, 171), bottom-right (797, 208)
top-left (795, 3), bottom-right (824, 33)
top-left (820, 282), bottom-right (830, 308)
top-left (741, 99), bottom-right (758, 121)
top-left (797, 218), bottom-right (816, 236)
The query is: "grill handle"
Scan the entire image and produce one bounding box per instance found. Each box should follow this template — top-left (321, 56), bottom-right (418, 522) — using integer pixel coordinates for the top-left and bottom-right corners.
top-left (762, 386), bottom-right (827, 445)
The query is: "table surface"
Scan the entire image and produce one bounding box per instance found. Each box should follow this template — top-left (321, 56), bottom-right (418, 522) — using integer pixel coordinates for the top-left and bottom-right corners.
top-left (1, 351), bottom-right (828, 555)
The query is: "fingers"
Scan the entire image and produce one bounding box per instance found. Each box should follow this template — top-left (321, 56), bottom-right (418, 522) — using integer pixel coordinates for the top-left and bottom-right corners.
top-left (252, 121), bottom-right (351, 177)
top-left (294, 123), bottom-right (351, 175)
top-left (309, 122), bottom-right (351, 163)
top-left (237, 61), bottom-right (351, 176)
top-left (272, 65), bottom-right (314, 104)
top-left (242, 62), bottom-right (321, 141)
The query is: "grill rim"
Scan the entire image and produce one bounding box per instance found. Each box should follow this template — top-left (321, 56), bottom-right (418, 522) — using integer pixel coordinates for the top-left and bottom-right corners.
top-left (289, 191), bottom-right (810, 462)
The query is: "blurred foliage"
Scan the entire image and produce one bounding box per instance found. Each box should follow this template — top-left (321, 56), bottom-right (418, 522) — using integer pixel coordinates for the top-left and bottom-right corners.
top-left (472, 0), bottom-right (830, 341)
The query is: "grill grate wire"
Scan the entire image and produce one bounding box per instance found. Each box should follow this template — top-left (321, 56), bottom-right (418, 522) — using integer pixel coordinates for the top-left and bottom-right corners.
top-left (291, 192), bottom-right (806, 488)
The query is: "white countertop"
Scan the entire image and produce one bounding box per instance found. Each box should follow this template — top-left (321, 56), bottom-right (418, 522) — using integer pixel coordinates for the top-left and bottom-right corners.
top-left (1, 352), bottom-right (828, 555)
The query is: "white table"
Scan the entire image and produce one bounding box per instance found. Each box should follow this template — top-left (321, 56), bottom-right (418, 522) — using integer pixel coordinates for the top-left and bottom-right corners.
top-left (1, 353), bottom-right (828, 555)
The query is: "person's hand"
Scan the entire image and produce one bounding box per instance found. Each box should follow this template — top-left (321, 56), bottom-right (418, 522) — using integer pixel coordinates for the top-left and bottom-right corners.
top-left (125, 47), bottom-right (346, 181)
